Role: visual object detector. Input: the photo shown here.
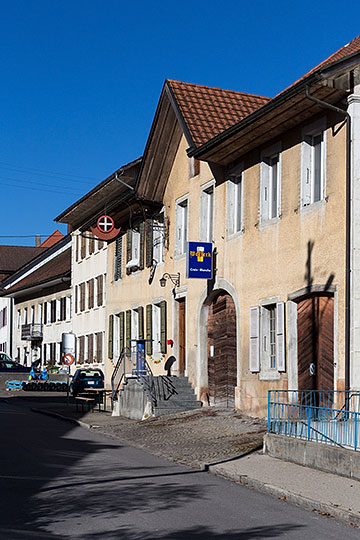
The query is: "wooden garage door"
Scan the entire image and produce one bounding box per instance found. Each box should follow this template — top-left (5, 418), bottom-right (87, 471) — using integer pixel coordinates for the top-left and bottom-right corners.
top-left (208, 292), bottom-right (237, 407)
top-left (297, 295), bottom-right (334, 392)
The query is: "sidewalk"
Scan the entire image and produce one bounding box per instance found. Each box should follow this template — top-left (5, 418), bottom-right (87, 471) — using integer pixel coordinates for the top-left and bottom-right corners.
top-left (4, 392), bottom-right (360, 528)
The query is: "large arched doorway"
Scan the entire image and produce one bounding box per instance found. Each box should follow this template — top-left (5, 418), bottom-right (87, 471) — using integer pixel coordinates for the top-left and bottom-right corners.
top-left (207, 291), bottom-right (237, 407)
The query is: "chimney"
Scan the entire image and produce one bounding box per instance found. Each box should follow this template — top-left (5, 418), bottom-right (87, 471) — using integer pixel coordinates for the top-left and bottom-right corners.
top-left (35, 235), bottom-right (41, 247)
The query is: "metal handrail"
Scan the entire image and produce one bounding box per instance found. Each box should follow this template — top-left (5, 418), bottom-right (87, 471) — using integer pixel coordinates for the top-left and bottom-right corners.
top-left (111, 347), bottom-right (130, 406)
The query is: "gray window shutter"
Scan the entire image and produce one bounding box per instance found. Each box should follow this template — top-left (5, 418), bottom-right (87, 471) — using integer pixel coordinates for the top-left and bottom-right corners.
top-left (108, 314), bottom-right (114, 360)
top-left (146, 304), bottom-right (153, 355)
top-left (160, 300), bottom-right (167, 354)
top-left (126, 310), bottom-right (131, 347)
top-left (138, 306), bottom-right (144, 339)
top-left (260, 162), bottom-right (269, 222)
top-left (139, 222), bottom-right (145, 270)
top-left (119, 312), bottom-right (125, 353)
top-left (114, 236), bottom-right (123, 280)
top-left (301, 139), bottom-right (312, 206)
top-left (126, 230), bottom-right (132, 275)
top-left (249, 306), bottom-right (260, 372)
top-left (276, 302), bottom-right (286, 372)
top-left (146, 219), bottom-right (153, 267)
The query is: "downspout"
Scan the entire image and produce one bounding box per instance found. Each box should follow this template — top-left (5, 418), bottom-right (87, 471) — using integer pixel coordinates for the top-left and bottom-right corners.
top-left (305, 86), bottom-right (351, 391)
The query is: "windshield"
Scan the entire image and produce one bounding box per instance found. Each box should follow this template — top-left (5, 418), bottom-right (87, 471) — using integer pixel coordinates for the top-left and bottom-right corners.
top-left (78, 370), bottom-right (103, 379)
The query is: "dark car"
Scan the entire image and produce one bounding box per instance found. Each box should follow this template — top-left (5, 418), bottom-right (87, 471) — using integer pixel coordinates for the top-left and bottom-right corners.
top-left (70, 368), bottom-right (104, 397)
top-left (0, 353), bottom-right (31, 373)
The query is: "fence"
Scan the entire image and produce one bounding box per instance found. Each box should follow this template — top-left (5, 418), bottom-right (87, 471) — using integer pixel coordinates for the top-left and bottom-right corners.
top-left (268, 390), bottom-right (360, 451)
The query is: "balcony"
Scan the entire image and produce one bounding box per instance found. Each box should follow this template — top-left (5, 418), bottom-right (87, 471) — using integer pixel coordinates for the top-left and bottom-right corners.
top-left (21, 323), bottom-right (43, 341)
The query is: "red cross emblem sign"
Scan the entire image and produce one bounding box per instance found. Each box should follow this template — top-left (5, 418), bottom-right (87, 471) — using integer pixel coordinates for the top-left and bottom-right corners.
top-left (90, 214), bottom-right (121, 241)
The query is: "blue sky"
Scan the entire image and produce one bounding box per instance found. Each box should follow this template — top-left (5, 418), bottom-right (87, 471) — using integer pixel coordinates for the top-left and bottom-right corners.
top-left (1, 0), bottom-right (359, 245)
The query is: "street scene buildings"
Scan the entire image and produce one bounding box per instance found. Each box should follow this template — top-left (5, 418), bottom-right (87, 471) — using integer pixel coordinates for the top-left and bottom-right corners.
top-left (2, 35), bottom-right (360, 419)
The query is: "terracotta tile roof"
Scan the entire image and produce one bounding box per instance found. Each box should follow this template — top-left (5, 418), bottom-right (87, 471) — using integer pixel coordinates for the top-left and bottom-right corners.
top-left (167, 79), bottom-right (270, 147)
top-left (4, 249), bottom-right (71, 294)
top-left (0, 245), bottom-right (46, 273)
top-left (39, 229), bottom-right (64, 248)
top-left (277, 34), bottom-right (360, 96)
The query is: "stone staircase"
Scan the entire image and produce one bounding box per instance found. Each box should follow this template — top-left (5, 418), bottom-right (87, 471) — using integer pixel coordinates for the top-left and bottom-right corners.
top-left (151, 375), bottom-right (202, 417)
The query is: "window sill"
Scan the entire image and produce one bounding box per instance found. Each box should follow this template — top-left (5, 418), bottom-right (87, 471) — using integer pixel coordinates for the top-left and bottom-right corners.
top-left (259, 369), bottom-right (280, 381)
top-left (226, 229), bottom-right (244, 241)
top-left (300, 198), bottom-right (326, 215)
top-left (174, 253), bottom-right (186, 261)
top-left (259, 216), bottom-right (281, 230)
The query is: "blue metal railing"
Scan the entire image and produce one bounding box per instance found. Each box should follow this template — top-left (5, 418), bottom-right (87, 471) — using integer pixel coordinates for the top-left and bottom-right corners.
top-left (268, 390), bottom-right (360, 451)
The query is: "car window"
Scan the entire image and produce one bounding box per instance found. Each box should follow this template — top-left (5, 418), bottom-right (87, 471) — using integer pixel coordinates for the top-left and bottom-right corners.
top-left (78, 370), bottom-right (103, 378)
top-left (5, 362), bottom-right (16, 369)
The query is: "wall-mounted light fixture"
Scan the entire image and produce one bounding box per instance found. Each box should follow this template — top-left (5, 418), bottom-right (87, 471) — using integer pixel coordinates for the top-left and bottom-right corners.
top-left (159, 272), bottom-right (180, 288)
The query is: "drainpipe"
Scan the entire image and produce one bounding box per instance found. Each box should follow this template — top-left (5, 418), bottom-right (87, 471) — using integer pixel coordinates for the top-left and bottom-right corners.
top-left (305, 86), bottom-right (351, 391)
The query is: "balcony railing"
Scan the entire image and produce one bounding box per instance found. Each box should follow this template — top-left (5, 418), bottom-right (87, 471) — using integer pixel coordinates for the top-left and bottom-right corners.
top-left (21, 323), bottom-right (43, 340)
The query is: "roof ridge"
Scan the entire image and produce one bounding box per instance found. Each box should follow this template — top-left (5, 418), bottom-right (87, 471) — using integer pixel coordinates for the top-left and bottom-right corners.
top-left (167, 79), bottom-right (271, 100)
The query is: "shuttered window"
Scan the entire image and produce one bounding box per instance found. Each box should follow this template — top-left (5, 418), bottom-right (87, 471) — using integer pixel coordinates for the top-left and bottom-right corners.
top-left (138, 306), bottom-right (144, 339)
top-left (75, 234), bottom-right (79, 262)
top-left (75, 286), bottom-right (78, 314)
top-left (108, 314), bottom-right (114, 360)
top-left (249, 307), bottom-right (260, 372)
top-left (160, 300), bottom-right (167, 354)
top-left (89, 233), bottom-right (95, 255)
top-left (88, 279), bottom-right (94, 309)
top-left (146, 304), bottom-right (153, 355)
top-left (87, 334), bottom-right (94, 363)
top-left (81, 235), bottom-right (86, 259)
top-left (95, 332), bottom-right (103, 362)
top-left (139, 222), bottom-right (145, 270)
top-left (145, 219), bottom-right (153, 267)
top-left (126, 310), bottom-right (131, 347)
top-left (276, 302), bottom-right (286, 372)
top-left (114, 236), bottom-right (123, 280)
top-left (80, 283), bottom-right (85, 312)
top-left (96, 275), bottom-right (103, 306)
top-left (79, 336), bottom-right (85, 363)
top-left (119, 312), bottom-right (125, 353)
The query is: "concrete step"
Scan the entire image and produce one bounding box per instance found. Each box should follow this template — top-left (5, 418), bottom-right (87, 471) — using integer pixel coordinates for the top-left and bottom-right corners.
top-left (154, 402), bottom-right (202, 417)
top-left (156, 397), bottom-right (201, 407)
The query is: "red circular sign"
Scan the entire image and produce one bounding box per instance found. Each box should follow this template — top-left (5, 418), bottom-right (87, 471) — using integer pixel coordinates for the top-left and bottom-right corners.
top-left (97, 215), bottom-right (114, 234)
top-left (64, 354), bottom-right (74, 365)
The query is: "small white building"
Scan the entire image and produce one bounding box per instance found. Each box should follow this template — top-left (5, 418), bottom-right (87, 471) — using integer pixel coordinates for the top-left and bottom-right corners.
top-left (1, 237), bottom-right (72, 367)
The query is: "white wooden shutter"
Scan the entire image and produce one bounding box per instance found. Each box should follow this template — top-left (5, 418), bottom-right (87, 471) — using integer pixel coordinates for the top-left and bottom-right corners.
top-left (260, 161), bottom-right (269, 221)
top-left (249, 306), bottom-right (260, 372)
top-left (276, 302), bottom-right (286, 371)
top-left (301, 139), bottom-right (311, 206)
top-left (227, 180), bottom-right (235, 235)
top-left (66, 296), bottom-right (71, 320)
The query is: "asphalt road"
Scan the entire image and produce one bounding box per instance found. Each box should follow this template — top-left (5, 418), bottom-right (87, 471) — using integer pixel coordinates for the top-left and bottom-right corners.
top-left (0, 397), bottom-right (358, 540)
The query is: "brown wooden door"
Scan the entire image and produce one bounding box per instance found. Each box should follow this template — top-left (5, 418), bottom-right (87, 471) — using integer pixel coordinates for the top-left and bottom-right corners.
top-left (297, 295), bottom-right (334, 392)
top-left (208, 292), bottom-right (237, 407)
top-left (178, 298), bottom-right (186, 374)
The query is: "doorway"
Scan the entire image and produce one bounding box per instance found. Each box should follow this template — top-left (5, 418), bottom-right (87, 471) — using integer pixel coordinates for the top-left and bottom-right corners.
top-left (177, 298), bottom-right (186, 374)
top-left (297, 294), bottom-right (334, 392)
top-left (207, 291), bottom-right (237, 407)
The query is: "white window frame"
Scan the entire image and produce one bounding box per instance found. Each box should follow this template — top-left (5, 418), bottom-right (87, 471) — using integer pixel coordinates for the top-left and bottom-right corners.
top-left (153, 209), bottom-right (165, 265)
top-left (175, 195), bottom-right (189, 256)
top-left (226, 165), bottom-right (244, 237)
top-left (200, 180), bottom-right (215, 242)
top-left (260, 143), bottom-right (282, 225)
top-left (126, 230), bottom-right (141, 269)
top-left (152, 303), bottom-right (162, 354)
top-left (301, 118), bottom-right (327, 208)
top-left (258, 299), bottom-right (285, 380)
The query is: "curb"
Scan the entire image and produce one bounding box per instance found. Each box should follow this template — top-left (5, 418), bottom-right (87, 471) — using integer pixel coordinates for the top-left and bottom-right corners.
top-left (31, 408), bottom-right (92, 430)
top-left (209, 464), bottom-right (360, 528)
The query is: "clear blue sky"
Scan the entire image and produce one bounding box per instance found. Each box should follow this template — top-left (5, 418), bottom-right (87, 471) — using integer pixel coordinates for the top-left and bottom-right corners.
top-left (1, 0), bottom-right (359, 245)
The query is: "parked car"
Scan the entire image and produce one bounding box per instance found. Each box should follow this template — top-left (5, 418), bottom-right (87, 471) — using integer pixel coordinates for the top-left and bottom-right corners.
top-left (0, 353), bottom-right (31, 373)
top-left (70, 368), bottom-right (104, 397)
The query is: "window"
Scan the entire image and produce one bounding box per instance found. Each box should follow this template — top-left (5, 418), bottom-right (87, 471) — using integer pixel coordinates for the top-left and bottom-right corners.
top-left (87, 279), bottom-right (94, 310)
top-left (114, 236), bottom-right (123, 280)
top-left (87, 334), bottom-right (94, 363)
top-left (301, 120), bottom-right (326, 207)
top-left (80, 283), bottom-right (86, 312)
top-left (96, 275), bottom-right (103, 306)
top-left (175, 197), bottom-right (188, 255)
top-left (50, 300), bottom-right (56, 323)
top-left (81, 235), bottom-right (86, 259)
top-left (95, 332), bottom-right (103, 362)
top-left (260, 145), bottom-right (281, 223)
top-left (17, 310), bottom-right (21, 329)
top-left (23, 308), bottom-right (28, 325)
top-left (188, 157), bottom-right (200, 178)
top-left (152, 304), bottom-right (162, 354)
top-left (153, 213), bottom-right (165, 264)
top-left (200, 183), bottom-right (214, 242)
top-left (126, 230), bottom-right (140, 269)
top-left (89, 233), bottom-right (95, 255)
top-left (227, 172), bottom-right (243, 235)
top-left (249, 302), bottom-right (285, 377)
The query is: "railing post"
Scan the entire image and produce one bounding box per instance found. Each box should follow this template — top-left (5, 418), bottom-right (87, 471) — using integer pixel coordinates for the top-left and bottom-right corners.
top-left (355, 412), bottom-right (358, 452)
top-left (268, 391), bottom-right (271, 432)
top-left (307, 405), bottom-right (311, 441)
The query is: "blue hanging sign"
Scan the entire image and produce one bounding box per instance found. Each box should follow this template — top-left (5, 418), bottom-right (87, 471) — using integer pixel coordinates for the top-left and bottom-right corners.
top-left (186, 242), bottom-right (213, 279)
